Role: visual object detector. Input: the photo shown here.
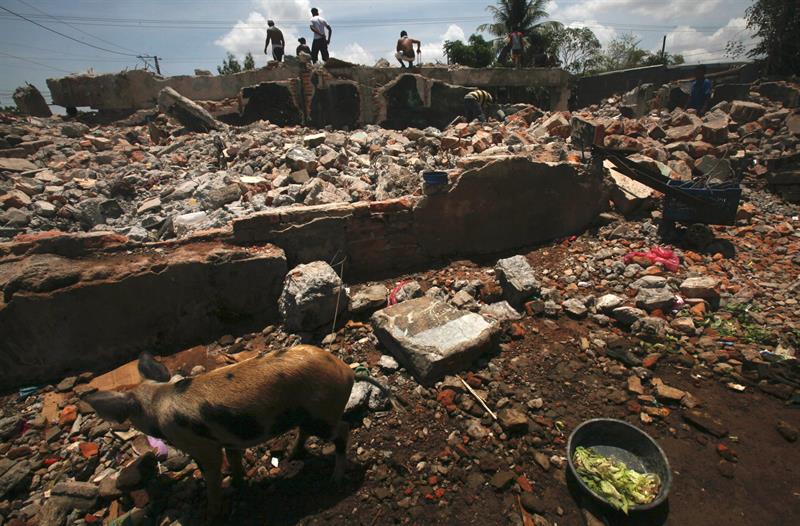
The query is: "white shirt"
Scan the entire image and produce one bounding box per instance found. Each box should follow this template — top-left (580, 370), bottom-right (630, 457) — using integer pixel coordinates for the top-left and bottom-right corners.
top-left (310, 15), bottom-right (328, 40)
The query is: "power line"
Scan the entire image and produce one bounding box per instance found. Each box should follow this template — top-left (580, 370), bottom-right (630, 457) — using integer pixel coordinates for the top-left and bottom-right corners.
top-left (13, 0), bottom-right (142, 55)
top-left (0, 5), bottom-right (140, 57)
top-left (0, 51), bottom-right (74, 74)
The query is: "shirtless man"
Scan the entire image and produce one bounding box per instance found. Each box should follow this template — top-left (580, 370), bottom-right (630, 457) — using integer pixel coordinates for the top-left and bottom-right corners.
top-left (264, 20), bottom-right (285, 62)
top-left (395, 30), bottom-right (421, 69)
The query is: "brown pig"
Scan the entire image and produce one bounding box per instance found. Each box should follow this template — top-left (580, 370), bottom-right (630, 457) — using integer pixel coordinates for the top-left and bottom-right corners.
top-left (86, 345), bottom-right (366, 521)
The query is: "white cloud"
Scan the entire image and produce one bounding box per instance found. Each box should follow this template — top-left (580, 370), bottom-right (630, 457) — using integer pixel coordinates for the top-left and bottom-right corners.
top-left (337, 42), bottom-right (374, 65)
top-left (441, 24), bottom-right (465, 43)
top-left (566, 20), bottom-right (618, 45)
top-left (556, 0), bottom-right (720, 23)
top-left (215, 0), bottom-right (313, 66)
top-left (666, 17), bottom-right (754, 63)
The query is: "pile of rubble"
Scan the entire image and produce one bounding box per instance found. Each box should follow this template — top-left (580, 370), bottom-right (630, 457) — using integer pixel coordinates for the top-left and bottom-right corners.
top-left (2, 80), bottom-right (799, 243)
top-left (0, 78), bottom-right (799, 526)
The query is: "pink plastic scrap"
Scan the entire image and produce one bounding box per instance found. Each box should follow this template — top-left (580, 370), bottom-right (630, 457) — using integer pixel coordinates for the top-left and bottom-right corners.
top-left (388, 280), bottom-right (410, 306)
top-left (623, 246), bottom-right (680, 272)
top-left (147, 436), bottom-right (169, 458)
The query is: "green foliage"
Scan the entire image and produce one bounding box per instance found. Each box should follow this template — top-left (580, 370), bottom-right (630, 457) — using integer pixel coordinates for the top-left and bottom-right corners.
top-left (703, 303), bottom-right (776, 345)
top-left (746, 0), bottom-right (800, 75)
top-left (477, 0), bottom-right (562, 65)
top-left (444, 34), bottom-right (495, 68)
top-left (243, 52), bottom-right (256, 70)
top-left (587, 33), bottom-right (684, 74)
top-left (550, 26), bottom-right (602, 74)
top-left (217, 52), bottom-right (243, 75)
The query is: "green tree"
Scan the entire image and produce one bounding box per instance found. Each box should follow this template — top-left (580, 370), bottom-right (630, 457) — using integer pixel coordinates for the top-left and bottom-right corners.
top-left (746, 0), bottom-right (800, 75)
top-left (597, 33), bottom-right (649, 71)
top-left (217, 52), bottom-right (243, 75)
top-left (477, 0), bottom-right (562, 65)
top-left (551, 27), bottom-right (602, 75)
top-left (243, 52), bottom-right (256, 70)
top-left (444, 34), bottom-right (495, 67)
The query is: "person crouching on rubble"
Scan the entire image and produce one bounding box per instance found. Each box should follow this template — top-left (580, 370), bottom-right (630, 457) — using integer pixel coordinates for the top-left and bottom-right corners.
top-left (296, 37), bottom-right (312, 63)
top-left (687, 64), bottom-right (712, 115)
top-left (395, 30), bottom-right (421, 69)
top-left (463, 89), bottom-right (494, 123)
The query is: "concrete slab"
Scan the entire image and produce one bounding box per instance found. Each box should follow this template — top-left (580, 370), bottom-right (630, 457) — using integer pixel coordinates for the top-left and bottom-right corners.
top-left (371, 296), bottom-right (499, 385)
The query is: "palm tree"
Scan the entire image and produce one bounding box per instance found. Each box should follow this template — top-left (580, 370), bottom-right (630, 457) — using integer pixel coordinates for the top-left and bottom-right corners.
top-left (477, 0), bottom-right (562, 65)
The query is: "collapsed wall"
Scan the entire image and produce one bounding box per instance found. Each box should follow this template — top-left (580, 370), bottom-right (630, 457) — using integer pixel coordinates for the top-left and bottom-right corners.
top-left (47, 64), bottom-right (572, 127)
top-left (0, 156), bottom-right (605, 389)
top-left (0, 235), bottom-right (286, 389)
top-left (233, 156), bottom-right (606, 274)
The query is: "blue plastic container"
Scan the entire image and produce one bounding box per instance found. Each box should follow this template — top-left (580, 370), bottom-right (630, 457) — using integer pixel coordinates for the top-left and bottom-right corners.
top-left (422, 171), bottom-right (448, 185)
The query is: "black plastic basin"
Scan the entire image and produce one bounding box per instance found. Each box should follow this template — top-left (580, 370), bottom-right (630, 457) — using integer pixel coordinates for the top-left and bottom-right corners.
top-left (567, 418), bottom-right (672, 512)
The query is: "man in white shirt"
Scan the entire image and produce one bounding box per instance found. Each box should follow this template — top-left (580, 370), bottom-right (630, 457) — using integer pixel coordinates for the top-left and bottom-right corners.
top-left (309, 7), bottom-right (332, 64)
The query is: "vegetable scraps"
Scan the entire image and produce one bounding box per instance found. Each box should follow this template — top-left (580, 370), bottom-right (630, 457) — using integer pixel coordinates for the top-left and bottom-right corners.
top-left (573, 446), bottom-right (661, 514)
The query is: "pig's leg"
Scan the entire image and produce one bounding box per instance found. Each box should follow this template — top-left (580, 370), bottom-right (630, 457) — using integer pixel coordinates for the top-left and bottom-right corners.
top-left (331, 420), bottom-right (349, 482)
top-left (192, 445), bottom-right (224, 521)
top-left (226, 448), bottom-right (245, 487)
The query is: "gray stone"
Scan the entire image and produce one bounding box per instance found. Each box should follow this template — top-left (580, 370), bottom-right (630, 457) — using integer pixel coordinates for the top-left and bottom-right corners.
top-left (479, 301), bottom-right (523, 322)
top-left (279, 261), bottom-right (345, 331)
top-left (393, 280), bottom-right (423, 303)
top-left (729, 100), bottom-right (766, 123)
top-left (285, 147), bottom-right (317, 171)
top-left (349, 284), bottom-right (388, 313)
top-left (345, 381), bottom-right (388, 414)
top-left (631, 316), bottom-right (669, 339)
top-left (680, 276), bottom-right (720, 300)
top-left (166, 180), bottom-right (197, 201)
top-left (303, 132), bottom-right (327, 147)
top-left (0, 416), bottom-right (22, 440)
top-left (451, 289), bottom-right (477, 310)
top-left (495, 255), bottom-right (540, 306)
top-left (157, 86), bottom-right (222, 132)
top-left (671, 317), bottom-right (696, 335)
top-left (631, 275), bottom-right (667, 289)
top-left (378, 354), bottom-right (399, 372)
top-left (137, 197), bottom-right (162, 215)
top-left (13, 84), bottom-right (51, 117)
top-left (201, 184), bottom-right (241, 210)
top-left (0, 459), bottom-right (31, 499)
top-left (611, 306), bottom-right (647, 326)
top-left (371, 297), bottom-right (499, 385)
top-left (32, 200), bottom-right (56, 217)
top-left (1, 208), bottom-right (30, 227)
top-left (498, 407), bottom-right (528, 433)
top-left (596, 294), bottom-right (624, 313)
top-left (78, 198), bottom-right (122, 228)
top-left (635, 287), bottom-right (675, 312)
top-left (39, 481), bottom-right (99, 525)
top-left (61, 122), bottom-right (90, 138)
top-left (562, 298), bottom-right (588, 319)
top-left (0, 158), bottom-right (38, 172)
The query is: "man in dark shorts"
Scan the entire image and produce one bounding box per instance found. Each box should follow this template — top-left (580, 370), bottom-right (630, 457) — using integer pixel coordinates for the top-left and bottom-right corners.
top-left (395, 30), bottom-right (421, 69)
top-left (264, 20), bottom-right (285, 62)
top-left (508, 29), bottom-right (525, 67)
top-left (309, 7), bottom-right (332, 64)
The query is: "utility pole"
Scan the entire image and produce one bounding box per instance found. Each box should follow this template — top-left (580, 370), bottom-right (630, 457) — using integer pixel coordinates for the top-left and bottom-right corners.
top-left (661, 35), bottom-right (667, 66)
top-left (153, 56), bottom-right (161, 75)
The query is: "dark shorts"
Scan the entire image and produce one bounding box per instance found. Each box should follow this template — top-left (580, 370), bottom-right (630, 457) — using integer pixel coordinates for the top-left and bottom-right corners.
top-left (512, 49), bottom-right (522, 57)
top-left (311, 38), bottom-right (329, 63)
top-left (272, 46), bottom-right (284, 62)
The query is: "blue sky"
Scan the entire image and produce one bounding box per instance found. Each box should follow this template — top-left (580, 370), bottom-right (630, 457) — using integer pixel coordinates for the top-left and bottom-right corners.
top-left (0, 0), bottom-right (757, 107)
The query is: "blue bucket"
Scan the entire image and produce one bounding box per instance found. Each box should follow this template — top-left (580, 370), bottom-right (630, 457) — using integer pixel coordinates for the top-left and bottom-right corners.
top-left (422, 171), bottom-right (448, 185)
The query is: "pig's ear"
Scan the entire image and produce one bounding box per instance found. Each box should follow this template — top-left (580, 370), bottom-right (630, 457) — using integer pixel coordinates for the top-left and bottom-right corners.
top-left (138, 352), bottom-right (170, 382)
top-left (85, 391), bottom-right (139, 423)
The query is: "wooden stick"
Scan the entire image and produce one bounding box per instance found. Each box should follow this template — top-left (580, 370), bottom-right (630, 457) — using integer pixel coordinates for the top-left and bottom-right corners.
top-left (457, 375), bottom-right (497, 421)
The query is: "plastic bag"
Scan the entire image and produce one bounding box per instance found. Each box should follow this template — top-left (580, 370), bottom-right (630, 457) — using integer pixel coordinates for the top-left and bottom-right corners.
top-left (623, 247), bottom-right (680, 272)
